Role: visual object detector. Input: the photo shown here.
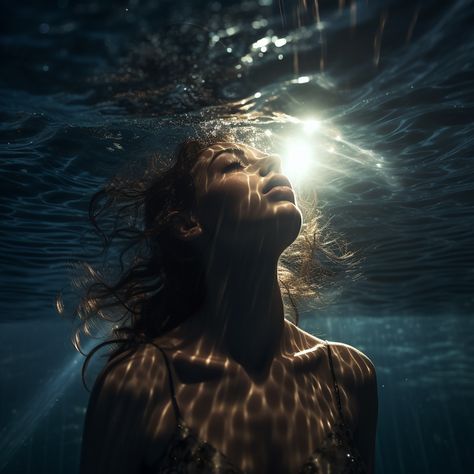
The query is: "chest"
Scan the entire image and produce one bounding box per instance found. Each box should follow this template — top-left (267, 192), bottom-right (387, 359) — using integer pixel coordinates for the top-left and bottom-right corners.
top-left (143, 357), bottom-right (358, 473)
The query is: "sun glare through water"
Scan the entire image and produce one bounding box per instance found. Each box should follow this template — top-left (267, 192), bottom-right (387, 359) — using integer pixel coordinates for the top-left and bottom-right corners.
top-left (282, 138), bottom-right (314, 182)
top-left (280, 118), bottom-right (322, 183)
top-left (261, 114), bottom-right (389, 190)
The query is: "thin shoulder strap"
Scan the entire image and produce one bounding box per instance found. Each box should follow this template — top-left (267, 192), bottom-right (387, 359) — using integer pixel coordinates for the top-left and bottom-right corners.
top-left (325, 340), bottom-right (346, 425)
top-left (147, 341), bottom-right (183, 424)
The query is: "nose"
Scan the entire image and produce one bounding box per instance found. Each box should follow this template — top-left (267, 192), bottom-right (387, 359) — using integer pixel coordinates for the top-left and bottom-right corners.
top-left (259, 154), bottom-right (282, 176)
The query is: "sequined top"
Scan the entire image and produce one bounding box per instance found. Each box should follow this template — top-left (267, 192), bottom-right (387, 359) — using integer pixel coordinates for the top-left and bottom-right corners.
top-left (142, 341), bottom-right (367, 474)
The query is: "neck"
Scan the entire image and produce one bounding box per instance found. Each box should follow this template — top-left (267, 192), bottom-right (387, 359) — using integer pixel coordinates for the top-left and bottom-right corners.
top-left (192, 246), bottom-right (289, 381)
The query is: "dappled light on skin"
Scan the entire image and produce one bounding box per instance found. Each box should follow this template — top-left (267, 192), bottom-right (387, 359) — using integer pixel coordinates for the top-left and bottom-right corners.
top-left (190, 142), bottom-right (302, 255)
top-left (81, 320), bottom-right (376, 474)
top-left (79, 141), bottom-right (377, 474)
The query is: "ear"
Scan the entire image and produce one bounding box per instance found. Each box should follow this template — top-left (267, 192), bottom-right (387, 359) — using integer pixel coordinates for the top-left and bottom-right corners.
top-left (169, 211), bottom-right (203, 242)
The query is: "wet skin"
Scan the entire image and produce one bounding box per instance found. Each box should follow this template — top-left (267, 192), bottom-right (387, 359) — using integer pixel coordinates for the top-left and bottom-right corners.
top-left (80, 143), bottom-right (378, 474)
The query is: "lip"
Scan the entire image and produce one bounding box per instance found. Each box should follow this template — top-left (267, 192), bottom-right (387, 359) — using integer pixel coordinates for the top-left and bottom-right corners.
top-left (265, 185), bottom-right (295, 203)
top-left (263, 175), bottom-right (293, 195)
top-left (267, 185), bottom-right (293, 193)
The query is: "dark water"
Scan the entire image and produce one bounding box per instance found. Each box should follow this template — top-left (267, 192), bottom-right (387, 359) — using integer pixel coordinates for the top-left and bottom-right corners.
top-left (1, 0), bottom-right (473, 473)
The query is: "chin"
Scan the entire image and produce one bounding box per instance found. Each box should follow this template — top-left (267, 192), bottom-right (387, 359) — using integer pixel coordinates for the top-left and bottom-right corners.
top-left (274, 201), bottom-right (303, 223)
top-left (270, 203), bottom-right (303, 250)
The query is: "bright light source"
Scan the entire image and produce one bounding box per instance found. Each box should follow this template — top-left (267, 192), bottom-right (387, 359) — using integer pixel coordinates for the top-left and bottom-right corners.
top-left (302, 119), bottom-right (320, 134)
top-left (252, 37), bottom-right (271, 49)
top-left (282, 138), bottom-right (314, 182)
top-left (297, 76), bottom-right (310, 84)
top-left (274, 38), bottom-right (287, 47)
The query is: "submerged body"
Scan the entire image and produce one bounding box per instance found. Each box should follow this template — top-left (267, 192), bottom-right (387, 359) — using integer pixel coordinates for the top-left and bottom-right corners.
top-left (81, 319), bottom-right (377, 474)
top-left (79, 141), bottom-right (378, 473)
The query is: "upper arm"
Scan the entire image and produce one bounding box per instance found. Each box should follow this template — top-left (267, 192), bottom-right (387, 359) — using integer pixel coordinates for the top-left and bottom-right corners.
top-left (330, 343), bottom-right (378, 474)
top-left (80, 346), bottom-right (165, 474)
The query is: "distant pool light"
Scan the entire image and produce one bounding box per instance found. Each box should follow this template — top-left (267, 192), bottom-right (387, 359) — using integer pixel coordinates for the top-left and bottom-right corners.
top-left (252, 36), bottom-right (271, 49)
top-left (282, 138), bottom-right (314, 182)
top-left (274, 38), bottom-right (287, 47)
top-left (297, 76), bottom-right (310, 84)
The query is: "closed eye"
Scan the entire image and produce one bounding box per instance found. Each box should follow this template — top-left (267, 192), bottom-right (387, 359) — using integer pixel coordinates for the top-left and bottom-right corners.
top-left (223, 159), bottom-right (245, 172)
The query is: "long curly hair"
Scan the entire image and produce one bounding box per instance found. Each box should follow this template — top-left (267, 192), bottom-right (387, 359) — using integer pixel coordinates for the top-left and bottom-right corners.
top-left (58, 132), bottom-right (356, 389)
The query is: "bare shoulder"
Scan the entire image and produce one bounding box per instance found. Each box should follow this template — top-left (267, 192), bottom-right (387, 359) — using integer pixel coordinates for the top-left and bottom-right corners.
top-left (326, 341), bottom-right (377, 389)
top-left (80, 342), bottom-right (172, 474)
top-left (91, 342), bottom-right (167, 400)
top-left (326, 341), bottom-right (378, 441)
top-left (288, 323), bottom-right (378, 472)
top-left (325, 341), bottom-right (378, 473)
top-left (287, 319), bottom-right (376, 387)
top-left (84, 342), bottom-right (171, 442)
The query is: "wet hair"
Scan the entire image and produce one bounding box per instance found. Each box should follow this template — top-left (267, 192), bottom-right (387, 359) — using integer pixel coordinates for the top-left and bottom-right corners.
top-left (58, 132), bottom-right (356, 389)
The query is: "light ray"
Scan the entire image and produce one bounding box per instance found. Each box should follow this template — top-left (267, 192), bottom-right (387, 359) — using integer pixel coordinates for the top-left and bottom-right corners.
top-left (0, 339), bottom-right (96, 471)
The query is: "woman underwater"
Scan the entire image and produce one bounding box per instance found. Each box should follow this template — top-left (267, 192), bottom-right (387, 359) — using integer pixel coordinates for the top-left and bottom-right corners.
top-left (76, 135), bottom-right (378, 474)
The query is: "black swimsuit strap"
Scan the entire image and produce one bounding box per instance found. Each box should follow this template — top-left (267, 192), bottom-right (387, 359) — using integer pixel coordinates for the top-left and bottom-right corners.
top-left (147, 340), bottom-right (346, 431)
top-left (147, 341), bottom-right (183, 424)
top-left (325, 340), bottom-right (346, 426)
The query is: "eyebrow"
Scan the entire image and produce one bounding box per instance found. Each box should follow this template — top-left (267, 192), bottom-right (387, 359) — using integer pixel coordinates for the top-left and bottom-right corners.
top-left (207, 147), bottom-right (247, 168)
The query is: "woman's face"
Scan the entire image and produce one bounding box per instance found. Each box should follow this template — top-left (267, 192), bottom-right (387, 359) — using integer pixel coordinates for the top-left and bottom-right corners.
top-left (190, 142), bottom-right (303, 255)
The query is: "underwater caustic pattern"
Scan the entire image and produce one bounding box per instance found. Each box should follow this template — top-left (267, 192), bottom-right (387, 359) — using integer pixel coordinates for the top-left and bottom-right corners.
top-left (0, 0), bottom-right (473, 473)
top-left (82, 320), bottom-right (373, 473)
top-left (75, 134), bottom-right (377, 472)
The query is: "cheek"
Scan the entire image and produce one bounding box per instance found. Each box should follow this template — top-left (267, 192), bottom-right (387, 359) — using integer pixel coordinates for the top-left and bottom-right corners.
top-left (196, 175), bottom-right (265, 227)
top-left (195, 172), bottom-right (302, 250)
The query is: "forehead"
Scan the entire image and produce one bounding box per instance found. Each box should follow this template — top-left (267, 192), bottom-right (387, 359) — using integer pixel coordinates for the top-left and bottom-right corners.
top-left (192, 142), bottom-right (266, 171)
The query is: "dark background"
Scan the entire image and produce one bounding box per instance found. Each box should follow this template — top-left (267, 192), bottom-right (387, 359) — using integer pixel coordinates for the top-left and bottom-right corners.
top-left (1, 0), bottom-right (473, 473)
